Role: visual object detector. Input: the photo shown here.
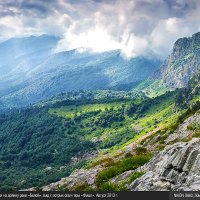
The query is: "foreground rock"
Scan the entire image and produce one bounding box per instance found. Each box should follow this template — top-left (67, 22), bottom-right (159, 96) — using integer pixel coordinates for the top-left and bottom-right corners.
top-left (23, 166), bottom-right (103, 191)
top-left (42, 166), bottom-right (103, 191)
top-left (128, 138), bottom-right (200, 191)
top-left (167, 112), bottom-right (200, 143)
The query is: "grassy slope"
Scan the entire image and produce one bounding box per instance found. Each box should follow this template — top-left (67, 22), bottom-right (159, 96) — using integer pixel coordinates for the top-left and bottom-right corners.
top-left (0, 71), bottom-right (199, 190)
top-left (48, 91), bottom-right (177, 155)
top-left (132, 79), bottom-right (170, 98)
top-left (49, 102), bottom-right (122, 118)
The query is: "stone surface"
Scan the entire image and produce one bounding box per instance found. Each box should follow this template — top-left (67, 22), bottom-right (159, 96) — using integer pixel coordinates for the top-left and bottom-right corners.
top-left (41, 166), bottom-right (103, 191)
top-left (128, 138), bottom-right (200, 191)
top-left (156, 32), bottom-right (200, 88)
top-left (167, 113), bottom-right (200, 143)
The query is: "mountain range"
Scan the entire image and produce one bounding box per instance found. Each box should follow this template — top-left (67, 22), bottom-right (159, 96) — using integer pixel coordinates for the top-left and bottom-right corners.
top-left (0, 32), bottom-right (199, 191)
top-left (0, 35), bottom-right (161, 110)
top-left (1, 33), bottom-right (200, 110)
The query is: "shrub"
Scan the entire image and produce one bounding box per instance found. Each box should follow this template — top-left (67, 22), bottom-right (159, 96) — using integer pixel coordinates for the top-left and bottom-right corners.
top-left (135, 147), bottom-right (147, 155)
top-left (124, 152), bottom-right (132, 158)
top-left (86, 157), bottom-right (115, 169)
top-left (187, 123), bottom-right (200, 131)
top-left (71, 183), bottom-right (91, 191)
top-left (57, 185), bottom-right (70, 191)
top-left (192, 131), bottom-right (200, 138)
top-left (96, 154), bottom-right (152, 186)
top-left (128, 171), bottom-right (145, 183)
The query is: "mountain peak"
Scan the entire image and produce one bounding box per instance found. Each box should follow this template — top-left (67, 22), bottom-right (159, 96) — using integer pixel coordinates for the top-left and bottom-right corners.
top-left (160, 32), bottom-right (200, 88)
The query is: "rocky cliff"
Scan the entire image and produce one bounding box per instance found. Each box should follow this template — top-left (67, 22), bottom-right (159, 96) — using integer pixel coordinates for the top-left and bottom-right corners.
top-left (159, 32), bottom-right (200, 89)
top-left (127, 111), bottom-right (200, 191)
top-left (129, 138), bottom-right (200, 191)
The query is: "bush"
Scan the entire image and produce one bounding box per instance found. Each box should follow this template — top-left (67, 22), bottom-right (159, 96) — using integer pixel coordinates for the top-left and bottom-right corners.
top-left (135, 147), bottom-right (147, 155)
top-left (124, 152), bottom-right (132, 158)
top-left (96, 154), bottom-right (152, 186)
top-left (187, 123), bottom-right (200, 131)
top-left (71, 183), bottom-right (91, 191)
top-left (128, 171), bottom-right (145, 183)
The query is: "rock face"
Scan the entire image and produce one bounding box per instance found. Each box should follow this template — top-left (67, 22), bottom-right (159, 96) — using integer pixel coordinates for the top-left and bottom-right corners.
top-left (167, 113), bottom-right (200, 143)
top-left (41, 166), bottom-right (103, 191)
top-left (128, 138), bottom-right (200, 191)
top-left (160, 32), bottom-right (200, 88)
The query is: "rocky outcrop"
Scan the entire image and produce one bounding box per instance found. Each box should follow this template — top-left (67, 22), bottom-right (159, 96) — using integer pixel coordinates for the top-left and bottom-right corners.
top-left (23, 166), bottom-right (103, 191)
top-left (167, 112), bottom-right (200, 143)
top-left (159, 32), bottom-right (200, 88)
top-left (41, 166), bottom-right (103, 191)
top-left (128, 138), bottom-right (200, 191)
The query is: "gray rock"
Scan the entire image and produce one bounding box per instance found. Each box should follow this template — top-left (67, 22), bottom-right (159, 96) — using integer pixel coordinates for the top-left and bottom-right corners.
top-left (160, 32), bottom-right (200, 89)
top-left (111, 170), bottom-right (134, 184)
top-left (167, 113), bottom-right (200, 143)
top-left (41, 166), bottom-right (104, 191)
top-left (128, 138), bottom-right (200, 191)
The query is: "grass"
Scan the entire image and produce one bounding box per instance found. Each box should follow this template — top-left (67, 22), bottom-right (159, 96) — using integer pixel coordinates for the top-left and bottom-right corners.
top-left (95, 154), bottom-right (152, 186)
top-left (133, 80), bottom-right (169, 98)
top-left (48, 90), bottom-right (199, 168)
top-left (85, 157), bottom-right (115, 169)
top-left (69, 170), bottom-right (145, 191)
top-left (49, 102), bottom-right (123, 118)
top-left (187, 123), bottom-right (200, 131)
top-left (127, 171), bottom-right (145, 184)
top-left (71, 182), bottom-right (127, 191)
top-left (102, 99), bottom-right (176, 154)
top-left (49, 90), bottom-right (177, 159)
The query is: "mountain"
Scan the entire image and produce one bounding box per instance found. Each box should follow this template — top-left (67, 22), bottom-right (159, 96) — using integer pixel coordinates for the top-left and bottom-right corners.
top-left (133, 32), bottom-right (200, 97)
top-left (160, 32), bottom-right (200, 88)
top-left (0, 36), bottom-right (161, 110)
top-left (0, 34), bottom-right (59, 76)
top-left (0, 35), bottom-right (60, 99)
top-left (0, 70), bottom-right (198, 191)
top-left (26, 70), bottom-right (200, 192)
top-left (0, 32), bottom-right (199, 191)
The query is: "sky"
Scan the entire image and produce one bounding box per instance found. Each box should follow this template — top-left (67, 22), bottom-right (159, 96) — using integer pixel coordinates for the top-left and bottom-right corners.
top-left (0, 0), bottom-right (200, 58)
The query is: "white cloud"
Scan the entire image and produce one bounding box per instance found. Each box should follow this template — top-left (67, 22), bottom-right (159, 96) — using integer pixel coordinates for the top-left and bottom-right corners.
top-left (150, 17), bottom-right (200, 57)
top-left (0, 0), bottom-right (200, 58)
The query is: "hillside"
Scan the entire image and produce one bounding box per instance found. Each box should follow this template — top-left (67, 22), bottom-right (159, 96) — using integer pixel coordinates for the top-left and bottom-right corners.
top-left (0, 36), bottom-right (161, 110)
top-left (0, 33), bottom-right (199, 192)
top-left (159, 32), bottom-right (200, 89)
top-left (133, 32), bottom-right (200, 98)
top-left (1, 72), bottom-right (199, 191)
top-left (28, 71), bottom-right (200, 192)
top-left (0, 87), bottom-right (176, 190)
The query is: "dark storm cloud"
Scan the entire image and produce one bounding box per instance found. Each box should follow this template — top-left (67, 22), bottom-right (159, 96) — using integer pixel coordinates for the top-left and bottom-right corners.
top-left (163, 0), bottom-right (196, 17)
top-left (0, 0), bottom-right (59, 18)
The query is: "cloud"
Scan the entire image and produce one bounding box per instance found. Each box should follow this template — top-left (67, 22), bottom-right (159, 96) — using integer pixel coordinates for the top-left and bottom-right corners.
top-left (0, 0), bottom-right (200, 58)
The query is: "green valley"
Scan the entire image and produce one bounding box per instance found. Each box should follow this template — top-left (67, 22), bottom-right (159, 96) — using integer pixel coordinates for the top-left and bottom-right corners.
top-left (0, 81), bottom-right (198, 190)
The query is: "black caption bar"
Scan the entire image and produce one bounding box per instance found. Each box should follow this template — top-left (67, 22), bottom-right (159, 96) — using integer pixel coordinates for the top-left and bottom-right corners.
top-left (0, 191), bottom-right (169, 200)
top-left (0, 191), bottom-right (200, 200)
